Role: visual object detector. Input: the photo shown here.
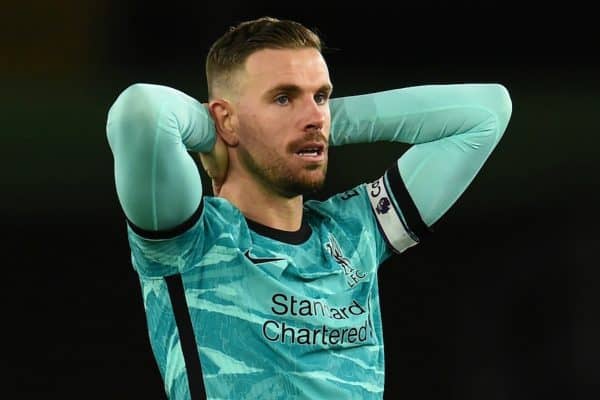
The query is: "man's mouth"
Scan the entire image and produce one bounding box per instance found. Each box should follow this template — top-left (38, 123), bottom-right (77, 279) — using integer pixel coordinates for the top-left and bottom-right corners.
top-left (295, 143), bottom-right (325, 158)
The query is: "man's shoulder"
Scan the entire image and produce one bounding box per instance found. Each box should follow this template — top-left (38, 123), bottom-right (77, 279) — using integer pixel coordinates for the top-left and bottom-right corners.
top-left (201, 195), bottom-right (248, 230)
top-left (126, 196), bottom-right (244, 243)
top-left (203, 195), bottom-right (240, 215)
top-left (304, 184), bottom-right (371, 221)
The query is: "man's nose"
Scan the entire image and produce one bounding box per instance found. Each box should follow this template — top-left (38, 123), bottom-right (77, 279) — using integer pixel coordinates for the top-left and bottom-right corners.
top-left (302, 96), bottom-right (326, 131)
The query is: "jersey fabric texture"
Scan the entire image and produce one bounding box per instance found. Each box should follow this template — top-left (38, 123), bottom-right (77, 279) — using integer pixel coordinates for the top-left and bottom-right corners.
top-left (106, 82), bottom-right (512, 399)
top-left (128, 170), bottom-right (420, 399)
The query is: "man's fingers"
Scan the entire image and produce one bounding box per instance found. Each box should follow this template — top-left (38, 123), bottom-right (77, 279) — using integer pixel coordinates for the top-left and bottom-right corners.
top-left (199, 134), bottom-right (229, 196)
top-left (212, 181), bottom-right (222, 197)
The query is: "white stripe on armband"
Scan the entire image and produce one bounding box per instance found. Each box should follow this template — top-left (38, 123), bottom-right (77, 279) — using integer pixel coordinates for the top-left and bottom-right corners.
top-left (367, 177), bottom-right (418, 253)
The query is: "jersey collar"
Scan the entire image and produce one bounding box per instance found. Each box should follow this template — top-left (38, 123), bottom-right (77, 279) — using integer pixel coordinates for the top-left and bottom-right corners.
top-left (245, 216), bottom-right (312, 245)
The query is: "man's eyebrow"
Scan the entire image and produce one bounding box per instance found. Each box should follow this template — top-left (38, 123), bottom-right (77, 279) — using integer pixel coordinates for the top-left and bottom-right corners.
top-left (265, 84), bottom-right (301, 98)
top-left (264, 84), bottom-right (333, 97)
top-left (319, 84), bottom-right (333, 95)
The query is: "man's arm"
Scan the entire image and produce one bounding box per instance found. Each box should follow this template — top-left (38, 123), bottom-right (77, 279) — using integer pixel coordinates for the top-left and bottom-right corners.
top-left (330, 84), bottom-right (512, 234)
top-left (106, 83), bottom-right (216, 232)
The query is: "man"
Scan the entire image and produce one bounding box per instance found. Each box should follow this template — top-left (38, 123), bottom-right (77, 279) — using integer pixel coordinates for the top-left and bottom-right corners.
top-left (107, 16), bottom-right (512, 400)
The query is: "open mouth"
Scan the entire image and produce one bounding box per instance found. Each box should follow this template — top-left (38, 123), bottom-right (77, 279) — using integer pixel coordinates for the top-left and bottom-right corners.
top-left (295, 143), bottom-right (325, 158)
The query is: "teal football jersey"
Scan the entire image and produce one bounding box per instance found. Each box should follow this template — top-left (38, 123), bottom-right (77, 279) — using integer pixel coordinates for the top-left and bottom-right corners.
top-left (127, 167), bottom-right (425, 400)
top-left (109, 82), bottom-right (512, 399)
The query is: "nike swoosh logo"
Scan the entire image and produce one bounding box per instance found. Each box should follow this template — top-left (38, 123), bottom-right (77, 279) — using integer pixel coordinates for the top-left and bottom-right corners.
top-left (243, 249), bottom-right (286, 265)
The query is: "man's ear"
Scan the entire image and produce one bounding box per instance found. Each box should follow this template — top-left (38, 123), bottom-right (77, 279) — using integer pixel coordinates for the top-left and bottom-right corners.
top-left (208, 99), bottom-right (239, 146)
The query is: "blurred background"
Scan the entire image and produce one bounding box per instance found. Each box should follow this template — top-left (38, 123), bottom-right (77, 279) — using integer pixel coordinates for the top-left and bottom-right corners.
top-left (4, 1), bottom-right (599, 399)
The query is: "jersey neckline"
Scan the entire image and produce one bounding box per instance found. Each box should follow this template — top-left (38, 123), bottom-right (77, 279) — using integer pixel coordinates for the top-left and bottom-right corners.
top-left (245, 216), bottom-right (312, 245)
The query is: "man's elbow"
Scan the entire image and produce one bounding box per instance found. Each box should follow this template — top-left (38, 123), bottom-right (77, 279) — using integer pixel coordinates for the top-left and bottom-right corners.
top-left (106, 83), bottom-right (162, 146)
top-left (491, 83), bottom-right (513, 136)
top-left (107, 83), bottom-right (158, 124)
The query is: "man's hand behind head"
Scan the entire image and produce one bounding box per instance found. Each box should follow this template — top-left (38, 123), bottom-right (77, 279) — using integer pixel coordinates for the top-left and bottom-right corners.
top-left (199, 133), bottom-right (229, 196)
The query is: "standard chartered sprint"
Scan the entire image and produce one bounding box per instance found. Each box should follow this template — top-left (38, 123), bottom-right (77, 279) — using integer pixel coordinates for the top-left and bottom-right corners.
top-left (262, 293), bottom-right (373, 345)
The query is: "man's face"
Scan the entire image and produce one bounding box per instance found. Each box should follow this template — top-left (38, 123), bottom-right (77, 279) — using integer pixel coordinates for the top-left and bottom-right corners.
top-left (233, 48), bottom-right (332, 198)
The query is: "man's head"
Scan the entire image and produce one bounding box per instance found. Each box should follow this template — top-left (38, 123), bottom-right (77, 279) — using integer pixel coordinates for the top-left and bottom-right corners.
top-left (206, 17), bottom-right (332, 198)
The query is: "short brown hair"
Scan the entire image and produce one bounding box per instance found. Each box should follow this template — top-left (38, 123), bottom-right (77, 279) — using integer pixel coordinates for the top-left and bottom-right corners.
top-left (206, 17), bottom-right (323, 98)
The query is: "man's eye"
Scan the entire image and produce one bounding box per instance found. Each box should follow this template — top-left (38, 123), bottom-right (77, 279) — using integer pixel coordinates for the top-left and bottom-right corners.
top-left (275, 95), bottom-right (289, 105)
top-left (315, 93), bottom-right (328, 105)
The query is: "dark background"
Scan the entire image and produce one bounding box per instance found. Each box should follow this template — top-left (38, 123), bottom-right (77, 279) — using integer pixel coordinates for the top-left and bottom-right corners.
top-left (4, 1), bottom-right (599, 399)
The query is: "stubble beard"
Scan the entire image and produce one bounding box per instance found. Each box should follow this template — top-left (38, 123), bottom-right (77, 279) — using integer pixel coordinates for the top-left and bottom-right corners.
top-left (238, 145), bottom-right (327, 198)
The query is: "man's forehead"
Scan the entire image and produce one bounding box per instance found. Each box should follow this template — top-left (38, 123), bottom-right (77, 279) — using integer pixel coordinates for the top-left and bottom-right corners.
top-left (243, 48), bottom-right (329, 83)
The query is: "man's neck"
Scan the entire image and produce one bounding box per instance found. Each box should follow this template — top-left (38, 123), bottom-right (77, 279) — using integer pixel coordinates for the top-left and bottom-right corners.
top-left (218, 173), bottom-right (304, 232)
